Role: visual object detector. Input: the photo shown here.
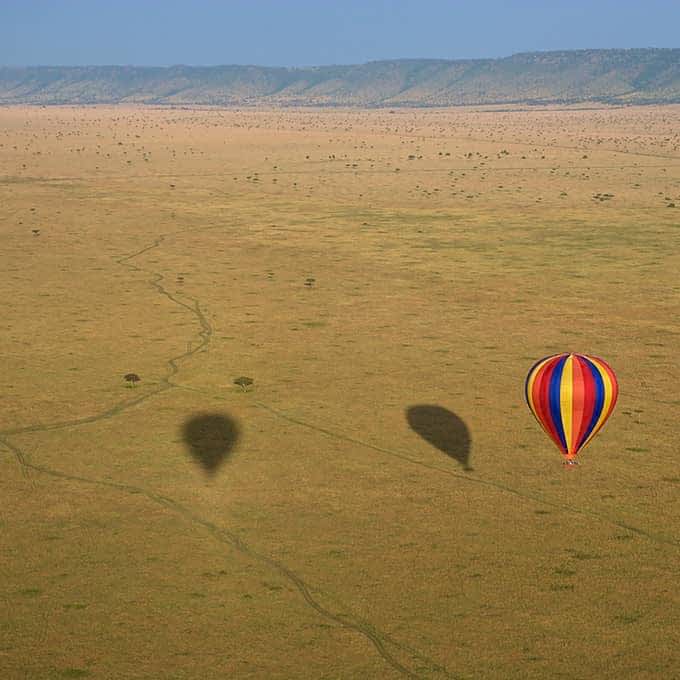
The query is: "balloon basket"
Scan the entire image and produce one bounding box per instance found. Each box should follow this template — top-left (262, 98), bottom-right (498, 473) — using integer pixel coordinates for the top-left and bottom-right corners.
top-left (562, 458), bottom-right (579, 467)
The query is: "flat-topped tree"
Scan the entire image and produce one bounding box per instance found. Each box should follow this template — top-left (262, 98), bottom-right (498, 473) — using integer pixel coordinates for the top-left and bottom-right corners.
top-left (233, 376), bottom-right (253, 392)
top-left (124, 373), bottom-right (141, 388)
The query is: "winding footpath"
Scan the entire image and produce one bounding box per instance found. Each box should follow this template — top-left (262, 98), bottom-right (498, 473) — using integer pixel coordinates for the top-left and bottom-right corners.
top-left (0, 226), bottom-right (454, 680)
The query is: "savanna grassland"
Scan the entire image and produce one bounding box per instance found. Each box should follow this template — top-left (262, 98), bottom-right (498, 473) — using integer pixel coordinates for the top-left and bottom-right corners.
top-left (1, 104), bottom-right (679, 679)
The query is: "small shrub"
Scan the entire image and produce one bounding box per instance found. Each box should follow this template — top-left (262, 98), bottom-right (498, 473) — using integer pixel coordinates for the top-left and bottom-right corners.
top-left (233, 376), bottom-right (253, 392)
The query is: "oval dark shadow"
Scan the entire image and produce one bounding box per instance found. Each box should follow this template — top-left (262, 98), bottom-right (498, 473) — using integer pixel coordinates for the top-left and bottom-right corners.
top-left (182, 412), bottom-right (240, 475)
top-left (406, 405), bottom-right (472, 471)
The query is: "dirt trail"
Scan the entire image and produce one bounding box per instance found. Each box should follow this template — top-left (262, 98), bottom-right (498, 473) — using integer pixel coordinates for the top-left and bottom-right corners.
top-left (1, 227), bottom-right (454, 680)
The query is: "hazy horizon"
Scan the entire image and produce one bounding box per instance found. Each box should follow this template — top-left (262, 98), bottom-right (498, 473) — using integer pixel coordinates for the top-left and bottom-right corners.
top-left (1, 0), bottom-right (679, 68)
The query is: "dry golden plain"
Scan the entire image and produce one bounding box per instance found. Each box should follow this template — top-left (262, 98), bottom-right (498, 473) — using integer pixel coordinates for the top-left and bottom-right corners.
top-left (1, 105), bottom-right (679, 679)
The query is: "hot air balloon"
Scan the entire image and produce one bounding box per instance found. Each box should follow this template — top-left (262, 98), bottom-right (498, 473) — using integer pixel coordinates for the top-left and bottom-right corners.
top-left (525, 353), bottom-right (618, 464)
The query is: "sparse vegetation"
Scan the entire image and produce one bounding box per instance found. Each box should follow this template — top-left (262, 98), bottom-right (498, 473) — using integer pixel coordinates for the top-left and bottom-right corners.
top-left (2, 102), bottom-right (678, 680)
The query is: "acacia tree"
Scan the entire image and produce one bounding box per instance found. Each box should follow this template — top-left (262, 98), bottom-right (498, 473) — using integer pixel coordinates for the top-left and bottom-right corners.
top-left (124, 373), bottom-right (141, 388)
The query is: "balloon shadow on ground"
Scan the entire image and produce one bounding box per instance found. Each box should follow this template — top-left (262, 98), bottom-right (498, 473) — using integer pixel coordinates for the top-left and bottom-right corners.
top-left (182, 412), bottom-right (240, 476)
top-left (406, 405), bottom-right (472, 471)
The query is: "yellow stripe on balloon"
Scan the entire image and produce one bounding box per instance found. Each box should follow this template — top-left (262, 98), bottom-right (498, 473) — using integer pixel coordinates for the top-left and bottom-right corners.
top-left (581, 356), bottom-right (614, 451)
top-left (526, 356), bottom-right (554, 418)
top-left (560, 354), bottom-right (574, 454)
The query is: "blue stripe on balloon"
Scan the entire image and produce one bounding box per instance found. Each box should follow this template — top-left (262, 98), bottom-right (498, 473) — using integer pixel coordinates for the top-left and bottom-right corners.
top-left (577, 358), bottom-right (605, 450)
top-left (548, 355), bottom-right (568, 452)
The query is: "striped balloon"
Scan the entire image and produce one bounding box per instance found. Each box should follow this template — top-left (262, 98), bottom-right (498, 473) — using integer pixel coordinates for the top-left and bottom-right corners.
top-left (525, 353), bottom-right (618, 461)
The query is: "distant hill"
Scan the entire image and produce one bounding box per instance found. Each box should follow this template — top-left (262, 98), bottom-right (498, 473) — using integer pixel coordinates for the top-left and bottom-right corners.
top-left (2, 49), bottom-right (680, 107)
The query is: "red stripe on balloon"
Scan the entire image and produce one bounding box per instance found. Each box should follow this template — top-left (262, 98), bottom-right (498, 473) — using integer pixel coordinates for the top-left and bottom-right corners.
top-left (531, 360), bottom-right (552, 429)
top-left (574, 354), bottom-right (597, 452)
top-left (570, 355), bottom-right (585, 455)
top-left (532, 355), bottom-right (565, 453)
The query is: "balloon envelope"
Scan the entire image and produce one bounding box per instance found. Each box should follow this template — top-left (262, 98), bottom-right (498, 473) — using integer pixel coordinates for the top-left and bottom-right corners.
top-left (525, 353), bottom-right (618, 460)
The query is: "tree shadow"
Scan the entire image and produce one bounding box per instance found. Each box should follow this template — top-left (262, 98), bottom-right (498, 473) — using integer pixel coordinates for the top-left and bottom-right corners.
top-left (406, 405), bottom-right (472, 471)
top-left (182, 412), bottom-right (240, 476)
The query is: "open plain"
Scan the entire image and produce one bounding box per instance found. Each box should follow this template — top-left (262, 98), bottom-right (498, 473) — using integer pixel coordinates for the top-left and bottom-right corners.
top-left (1, 104), bottom-right (679, 679)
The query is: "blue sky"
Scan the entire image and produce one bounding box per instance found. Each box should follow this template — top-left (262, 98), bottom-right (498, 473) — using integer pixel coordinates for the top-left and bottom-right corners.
top-left (1, 0), bottom-right (678, 67)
